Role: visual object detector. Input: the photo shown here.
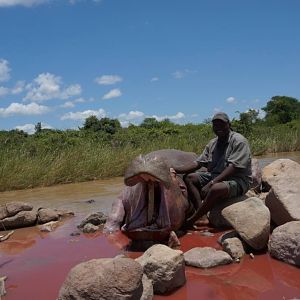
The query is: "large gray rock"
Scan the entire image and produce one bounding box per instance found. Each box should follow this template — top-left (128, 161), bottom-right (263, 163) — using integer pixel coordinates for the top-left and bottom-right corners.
top-left (0, 202), bottom-right (33, 220)
top-left (268, 221), bottom-right (300, 266)
top-left (58, 257), bottom-right (144, 300)
top-left (208, 195), bottom-right (247, 228)
top-left (37, 208), bottom-right (59, 224)
top-left (0, 210), bottom-right (37, 229)
top-left (263, 159), bottom-right (300, 225)
top-left (136, 244), bottom-right (185, 295)
top-left (184, 247), bottom-right (232, 268)
top-left (222, 197), bottom-right (270, 250)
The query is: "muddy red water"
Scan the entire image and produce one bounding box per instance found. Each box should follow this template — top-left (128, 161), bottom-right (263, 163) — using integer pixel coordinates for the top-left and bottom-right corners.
top-left (1, 153), bottom-right (300, 299)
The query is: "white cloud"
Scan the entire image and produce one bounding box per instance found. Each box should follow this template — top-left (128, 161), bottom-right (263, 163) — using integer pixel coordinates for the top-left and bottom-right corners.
top-left (226, 96), bottom-right (237, 104)
top-left (0, 102), bottom-right (50, 117)
top-left (151, 112), bottom-right (185, 122)
top-left (24, 73), bottom-right (81, 102)
top-left (61, 101), bottom-right (75, 108)
top-left (172, 69), bottom-right (197, 80)
top-left (172, 70), bottom-right (185, 79)
top-left (0, 86), bottom-right (9, 97)
top-left (150, 77), bottom-right (159, 82)
top-left (61, 108), bottom-right (106, 121)
top-left (118, 111), bottom-right (145, 121)
top-left (95, 75), bottom-right (123, 85)
top-left (74, 97), bottom-right (86, 103)
top-left (102, 88), bottom-right (122, 100)
top-left (0, 0), bottom-right (48, 7)
top-left (11, 81), bottom-right (26, 94)
top-left (60, 84), bottom-right (82, 99)
top-left (15, 122), bottom-right (53, 134)
top-left (70, 0), bottom-right (102, 4)
top-left (0, 59), bottom-right (10, 82)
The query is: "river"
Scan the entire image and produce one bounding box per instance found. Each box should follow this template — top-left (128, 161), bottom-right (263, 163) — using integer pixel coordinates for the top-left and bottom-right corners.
top-left (0, 152), bottom-right (300, 300)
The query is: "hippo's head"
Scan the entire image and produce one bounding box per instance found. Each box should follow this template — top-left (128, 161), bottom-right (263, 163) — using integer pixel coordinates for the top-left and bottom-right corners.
top-left (124, 154), bottom-right (172, 189)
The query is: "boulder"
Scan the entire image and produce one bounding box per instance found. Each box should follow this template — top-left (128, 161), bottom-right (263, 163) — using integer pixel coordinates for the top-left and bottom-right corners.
top-left (78, 212), bottom-right (107, 229)
top-left (268, 221), bottom-right (300, 266)
top-left (82, 223), bottom-right (99, 233)
top-left (37, 208), bottom-right (59, 224)
top-left (184, 247), bottom-right (232, 268)
top-left (263, 159), bottom-right (300, 225)
top-left (208, 195), bottom-right (247, 228)
top-left (251, 158), bottom-right (262, 192)
top-left (222, 237), bottom-right (245, 259)
top-left (58, 257), bottom-right (144, 300)
top-left (222, 197), bottom-right (270, 250)
top-left (136, 244), bottom-right (185, 294)
top-left (0, 211), bottom-right (37, 229)
top-left (0, 202), bottom-right (33, 220)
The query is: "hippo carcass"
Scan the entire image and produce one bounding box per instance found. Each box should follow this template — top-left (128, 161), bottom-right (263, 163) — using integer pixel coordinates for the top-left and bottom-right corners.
top-left (104, 149), bottom-right (197, 242)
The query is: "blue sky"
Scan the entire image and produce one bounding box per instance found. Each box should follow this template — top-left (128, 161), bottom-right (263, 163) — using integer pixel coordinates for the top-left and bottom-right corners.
top-left (0, 0), bottom-right (299, 133)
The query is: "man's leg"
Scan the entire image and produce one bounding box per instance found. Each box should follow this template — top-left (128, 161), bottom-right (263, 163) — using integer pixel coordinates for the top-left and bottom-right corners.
top-left (186, 182), bottom-right (229, 225)
top-left (196, 182), bottom-right (229, 217)
top-left (184, 173), bottom-right (203, 212)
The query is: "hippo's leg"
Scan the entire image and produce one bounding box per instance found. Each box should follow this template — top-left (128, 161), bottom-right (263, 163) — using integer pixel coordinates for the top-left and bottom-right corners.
top-left (103, 196), bottom-right (125, 234)
top-left (167, 231), bottom-right (180, 249)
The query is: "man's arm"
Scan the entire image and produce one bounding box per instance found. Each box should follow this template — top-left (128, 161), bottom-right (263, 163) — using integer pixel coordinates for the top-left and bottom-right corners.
top-left (173, 160), bottom-right (201, 174)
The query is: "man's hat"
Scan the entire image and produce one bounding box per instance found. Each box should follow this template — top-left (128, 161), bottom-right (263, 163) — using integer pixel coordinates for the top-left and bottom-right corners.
top-left (212, 112), bottom-right (230, 123)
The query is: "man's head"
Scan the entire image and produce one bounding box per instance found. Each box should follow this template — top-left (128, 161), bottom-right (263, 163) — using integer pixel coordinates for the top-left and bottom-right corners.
top-left (212, 112), bottom-right (231, 139)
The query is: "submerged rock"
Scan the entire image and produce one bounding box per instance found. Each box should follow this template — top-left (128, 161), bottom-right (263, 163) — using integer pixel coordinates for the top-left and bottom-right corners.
top-left (39, 221), bottom-right (59, 232)
top-left (58, 257), bottom-right (144, 300)
top-left (222, 197), bottom-right (270, 250)
top-left (78, 212), bottom-right (107, 229)
top-left (0, 201), bottom-right (33, 220)
top-left (136, 244), bottom-right (185, 295)
top-left (82, 223), bottom-right (99, 233)
top-left (269, 221), bottom-right (300, 266)
top-left (37, 208), bottom-right (59, 224)
top-left (184, 247), bottom-right (232, 268)
top-left (0, 210), bottom-right (37, 230)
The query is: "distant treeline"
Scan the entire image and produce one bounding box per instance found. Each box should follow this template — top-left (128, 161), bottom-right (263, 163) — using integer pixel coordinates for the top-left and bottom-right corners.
top-left (1, 96), bottom-right (300, 191)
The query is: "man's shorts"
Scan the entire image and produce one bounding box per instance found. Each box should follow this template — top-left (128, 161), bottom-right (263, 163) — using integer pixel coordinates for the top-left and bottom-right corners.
top-left (196, 171), bottom-right (243, 199)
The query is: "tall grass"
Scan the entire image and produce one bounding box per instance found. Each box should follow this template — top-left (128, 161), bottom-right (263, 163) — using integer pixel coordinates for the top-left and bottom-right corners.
top-left (0, 121), bottom-right (299, 192)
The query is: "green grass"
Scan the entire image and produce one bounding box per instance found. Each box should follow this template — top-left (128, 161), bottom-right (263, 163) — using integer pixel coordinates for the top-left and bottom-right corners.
top-left (0, 121), bottom-right (299, 192)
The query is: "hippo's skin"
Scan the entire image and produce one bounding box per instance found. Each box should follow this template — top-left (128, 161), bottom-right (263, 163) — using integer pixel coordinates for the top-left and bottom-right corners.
top-left (104, 149), bottom-right (197, 241)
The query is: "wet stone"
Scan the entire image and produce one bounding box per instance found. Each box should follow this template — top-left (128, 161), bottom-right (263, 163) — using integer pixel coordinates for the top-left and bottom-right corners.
top-left (222, 237), bottom-right (245, 259)
top-left (184, 247), bottom-right (232, 268)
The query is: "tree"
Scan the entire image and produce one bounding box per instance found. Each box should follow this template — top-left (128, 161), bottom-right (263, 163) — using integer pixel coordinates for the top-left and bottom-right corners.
top-left (98, 117), bottom-right (121, 134)
top-left (35, 122), bottom-right (42, 133)
top-left (82, 115), bottom-right (101, 131)
top-left (231, 109), bottom-right (260, 136)
top-left (140, 117), bottom-right (160, 129)
top-left (262, 96), bottom-right (300, 124)
top-left (82, 116), bottom-right (121, 134)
